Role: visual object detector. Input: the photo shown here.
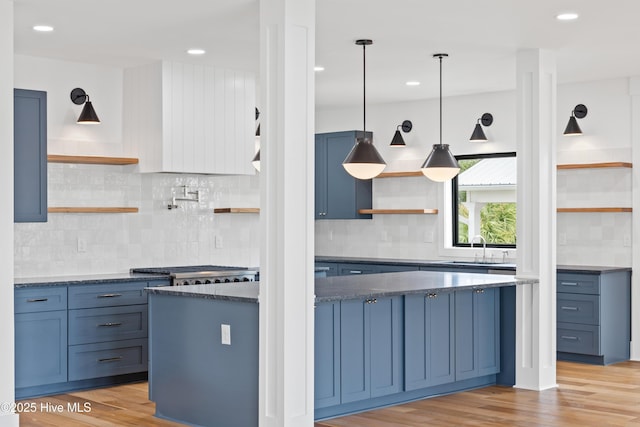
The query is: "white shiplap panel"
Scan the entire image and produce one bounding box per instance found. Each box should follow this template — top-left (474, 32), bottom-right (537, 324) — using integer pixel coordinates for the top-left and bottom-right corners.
top-left (182, 63), bottom-right (196, 173)
top-left (214, 68), bottom-right (227, 173)
top-left (161, 61), bottom-right (173, 172)
top-left (244, 73), bottom-right (257, 175)
top-left (224, 69), bottom-right (236, 174)
top-left (170, 62), bottom-right (185, 172)
top-left (204, 66), bottom-right (216, 172)
top-left (192, 65), bottom-right (206, 174)
top-left (234, 71), bottom-right (245, 174)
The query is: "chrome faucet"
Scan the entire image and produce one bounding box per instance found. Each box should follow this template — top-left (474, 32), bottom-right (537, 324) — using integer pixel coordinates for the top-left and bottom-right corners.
top-left (470, 235), bottom-right (486, 263)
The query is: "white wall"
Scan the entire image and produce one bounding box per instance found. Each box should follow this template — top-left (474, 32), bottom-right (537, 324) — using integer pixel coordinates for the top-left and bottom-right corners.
top-left (14, 56), bottom-right (261, 277)
top-left (316, 78), bottom-right (633, 267)
top-left (1, 1), bottom-right (18, 425)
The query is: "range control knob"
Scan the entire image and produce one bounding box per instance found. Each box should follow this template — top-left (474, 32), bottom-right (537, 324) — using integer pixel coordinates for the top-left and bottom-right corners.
top-left (224, 278), bottom-right (231, 283)
top-left (233, 278), bottom-right (240, 282)
top-left (205, 280), bottom-right (212, 284)
top-left (194, 280), bottom-right (202, 285)
top-left (214, 279), bottom-right (221, 283)
top-left (242, 277), bottom-right (250, 282)
top-left (182, 281), bottom-right (189, 286)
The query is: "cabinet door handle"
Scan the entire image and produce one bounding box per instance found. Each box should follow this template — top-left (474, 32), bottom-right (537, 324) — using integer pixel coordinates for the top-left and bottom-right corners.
top-left (365, 298), bottom-right (378, 304)
top-left (474, 288), bottom-right (485, 294)
top-left (98, 356), bottom-right (123, 363)
top-left (98, 322), bottom-right (123, 327)
top-left (426, 293), bottom-right (437, 299)
top-left (561, 306), bottom-right (579, 311)
top-left (561, 336), bottom-right (579, 341)
top-left (349, 270), bottom-right (362, 274)
top-left (560, 282), bottom-right (578, 286)
top-left (97, 293), bottom-right (123, 298)
top-left (26, 298), bottom-right (49, 303)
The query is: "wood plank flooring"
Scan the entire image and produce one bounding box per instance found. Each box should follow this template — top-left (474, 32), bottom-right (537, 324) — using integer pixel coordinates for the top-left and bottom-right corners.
top-left (17, 361), bottom-right (640, 426)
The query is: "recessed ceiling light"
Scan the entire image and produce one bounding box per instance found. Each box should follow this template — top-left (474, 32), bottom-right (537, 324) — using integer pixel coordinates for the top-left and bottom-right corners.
top-left (406, 81), bottom-right (420, 86)
top-left (556, 12), bottom-right (579, 21)
top-left (33, 25), bottom-right (54, 32)
top-left (314, 66), bottom-right (325, 72)
top-left (187, 48), bottom-right (206, 55)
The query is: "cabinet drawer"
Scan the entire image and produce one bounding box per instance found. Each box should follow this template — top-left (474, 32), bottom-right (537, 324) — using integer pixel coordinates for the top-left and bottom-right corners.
top-left (68, 338), bottom-right (148, 381)
top-left (15, 287), bottom-right (67, 313)
top-left (338, 263), bottom-right (380, 276)
top-left (557, 322), bottom-right (600, 355)
top-left (68, 282), bottom-right (147, 309)
top-left (557, 293), bottom-right (599, 325)
top-left (557, 273), bottom-right (600, 295)
top-left (69, 305), bottom-right (148, 345)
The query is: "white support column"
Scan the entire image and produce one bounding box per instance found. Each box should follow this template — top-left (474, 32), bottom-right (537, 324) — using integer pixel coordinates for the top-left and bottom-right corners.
top-left (514, 49), bottom-right (557, 391)
top-left (0, 1), bottom-right (17, 427)
top-left (258, 0), bottom-right (315, 426)
top-left (629, 76), bottom-right (640, 360)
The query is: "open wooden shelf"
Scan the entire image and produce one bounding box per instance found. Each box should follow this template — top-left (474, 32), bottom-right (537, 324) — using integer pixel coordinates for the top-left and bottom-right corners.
top-left (376, 171), bottom-right (423, 178)
top-left (557, 162), bottom-right (632, 170)
top-left (47, 155), bottom-right (139, 165)
top-left (48, 207), bottom-right (139, 214)
top-left (557, 207), bottom-right (632, 213)
top-left (358, 209), bottom-right (438, 215)
top-left (213, 208), bottom-right (260, 214)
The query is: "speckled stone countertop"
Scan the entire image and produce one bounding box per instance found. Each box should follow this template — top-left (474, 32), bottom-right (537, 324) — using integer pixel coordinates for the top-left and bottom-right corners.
top-left (146, 270), bottom-right (536, 303)
top-left (14, 273), bottom-right (169, 288)
top-left (315, 256), bottom-right (632, 274)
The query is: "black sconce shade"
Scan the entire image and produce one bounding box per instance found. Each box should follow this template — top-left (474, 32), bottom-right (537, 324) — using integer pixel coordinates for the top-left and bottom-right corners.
top-left (252, 107), bottom-right (261, 171)
top-left (564, 104), bottom-right (587, 136)
top-left (70, 88), bottom-right (100, 124)
top-left (469, 113), bottom-right (493, 142)
top-left (390, 120), bottom-right (412, 147)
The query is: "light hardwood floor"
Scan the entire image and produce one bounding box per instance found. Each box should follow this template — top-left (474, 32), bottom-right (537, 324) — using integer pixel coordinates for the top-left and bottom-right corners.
top-left (17, 361), bottom-right (640, 426)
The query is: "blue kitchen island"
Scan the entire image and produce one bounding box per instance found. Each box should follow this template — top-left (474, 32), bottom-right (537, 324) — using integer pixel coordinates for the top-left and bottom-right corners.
top-left (146, 270), bottom-right (534, 426)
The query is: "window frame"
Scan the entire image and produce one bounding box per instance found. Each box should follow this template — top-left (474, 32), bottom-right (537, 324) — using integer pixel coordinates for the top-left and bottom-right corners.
top-left (451, 151), bottom-right (517, 249)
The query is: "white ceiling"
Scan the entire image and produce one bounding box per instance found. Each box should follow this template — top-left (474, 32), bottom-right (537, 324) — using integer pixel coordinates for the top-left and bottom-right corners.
top-left (13, 0), bottom-right (640, 107)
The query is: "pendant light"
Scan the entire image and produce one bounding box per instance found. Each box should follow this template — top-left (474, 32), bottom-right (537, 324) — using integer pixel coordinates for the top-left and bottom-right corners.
top-left (469, 113), bottom-right (494, 142)
top-left (70, 88), bottom-right (100, 124)
top-left (563, 104), bottom-right (587, 136)
top-left (421, 54), bottom-right (460, 182)
top-left (342, 39), bottom-right (386, 180)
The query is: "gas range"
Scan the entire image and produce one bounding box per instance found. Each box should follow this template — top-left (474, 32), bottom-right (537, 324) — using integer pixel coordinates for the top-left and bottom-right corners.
top-left (130, 265), bottom-right (257, 286)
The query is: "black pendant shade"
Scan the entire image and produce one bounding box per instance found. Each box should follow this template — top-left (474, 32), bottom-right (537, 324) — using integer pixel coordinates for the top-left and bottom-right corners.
top-left (563, 104), bottom-right (587, 136)
top-left (70, 88), bottom-right (100, 124)
top-left (390, 120), bottom-right (412, 147)
top-left (252, 107), bottom-right (261, 171)
top-left (469, 113), bottom-right (493, 142)
top-left (420, 53), bottom-right (459, 182)
top-left (342, 39), bottom-right (386, 180)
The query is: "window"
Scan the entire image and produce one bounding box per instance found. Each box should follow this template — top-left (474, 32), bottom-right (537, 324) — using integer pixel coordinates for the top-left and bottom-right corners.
top-left (452, 152), bottom-right (516, 248)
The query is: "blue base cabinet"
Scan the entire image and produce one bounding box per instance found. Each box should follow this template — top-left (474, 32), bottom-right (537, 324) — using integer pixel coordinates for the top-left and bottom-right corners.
top-left (455, 288), bottom-right (500, 380)
top-left (557, 270), bottom-right (631, 365)
top-left (315, 131), bottom-right (372, 220)
top-left (404, 292), bottom-right (455, 390)
top-left (315, 301), bottom-right (341, 408)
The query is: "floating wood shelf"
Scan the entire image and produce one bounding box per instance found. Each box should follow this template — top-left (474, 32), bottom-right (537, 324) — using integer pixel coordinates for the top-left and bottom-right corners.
top-left (47, 155), bottom-right (139, 165)
top-left (213, 208), bottom-right (260, 214)
top-left (557, 207), bottom-right (632, 213)
top-left (557, 162), bottom-right (632, 170)
top-left (48, 207), bottom-right (139, 214)
top-left (376, 171), bottom-right (423, 178)
top-left (358, 209), bottom-right (438, 215)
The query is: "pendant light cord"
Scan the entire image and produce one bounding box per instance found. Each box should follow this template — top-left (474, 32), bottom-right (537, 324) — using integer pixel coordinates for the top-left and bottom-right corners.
top-left (438, 54), bottom-right (442, 147)
top-left (363, 43), bottom-right (366, 136)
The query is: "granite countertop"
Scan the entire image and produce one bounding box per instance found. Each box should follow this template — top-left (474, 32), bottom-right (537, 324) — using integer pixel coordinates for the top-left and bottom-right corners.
top-left (146, 270), bottom-right (535, 303)
top-left (14, 272), bottom-right (169, 288)
top-left (315, 256), bottom-right (632, 274)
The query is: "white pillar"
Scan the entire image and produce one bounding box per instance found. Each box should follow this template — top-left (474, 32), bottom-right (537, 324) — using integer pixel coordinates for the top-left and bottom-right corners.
top-left (514, 49), bottom-right (557, 391)
top-left (258, 0), bottom-right (315, 426)
top-left (0, 1), bottom-right (17, 427)
top-left (629, 76), bottom-right (640, 360)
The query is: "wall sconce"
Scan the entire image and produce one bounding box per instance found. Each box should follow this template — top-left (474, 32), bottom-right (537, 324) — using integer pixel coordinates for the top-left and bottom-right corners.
top-left (563, 104), bottom-right (587, 136)
top-left (469, 113), bottom-right (493, 142)
top-left (70, 88), bottom-right (100, 124)
top-left (390, 120), bottom-right (412, 147)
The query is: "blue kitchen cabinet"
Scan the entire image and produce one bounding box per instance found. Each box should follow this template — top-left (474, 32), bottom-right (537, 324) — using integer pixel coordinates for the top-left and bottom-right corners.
top-left (455, 287), bottom-right (500, 381)
top-left (15, 287), bottom-right (67, 389)
top-left (314, 301), bottom-right (341, 408)
top-left (557, 270), bottom-right (631, 365)
top-left (14, 88), bottom-right (47, 222)
top-left (404, 292), bottom-right (455, 390)
top-left (340, 295), bottom-right (403, 403)
top-left (315, 262), bottom-right (339, 277)
top-left (315, 131), bottom-right (372, 220)
top-left (338, 263), bottom-right (380, 276)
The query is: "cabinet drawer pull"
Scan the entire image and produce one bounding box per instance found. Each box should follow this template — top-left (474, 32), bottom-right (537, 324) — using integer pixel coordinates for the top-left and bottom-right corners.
top-left (98, 356), bottom-right (123, 363)
top-left (349, 270), bottom-right (362, 274)
top-left (561, 336), bottom-right (579, 341)
top-left (560, 282), bottom-right (578, 286)
top-left (97, 293), bottom-right (123, 298)
top-left (561, 306), bottom-right (579, 311)
top-left (26, 298), bottom-right (49, 303)
top-left (98, 322), bottom-right (123, 327)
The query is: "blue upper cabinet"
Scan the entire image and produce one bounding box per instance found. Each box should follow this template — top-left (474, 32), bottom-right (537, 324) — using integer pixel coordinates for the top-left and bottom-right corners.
top-left (315, 131), bottom-right (372, 220)
top-left (14, 89), bottom-right (47, 222)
